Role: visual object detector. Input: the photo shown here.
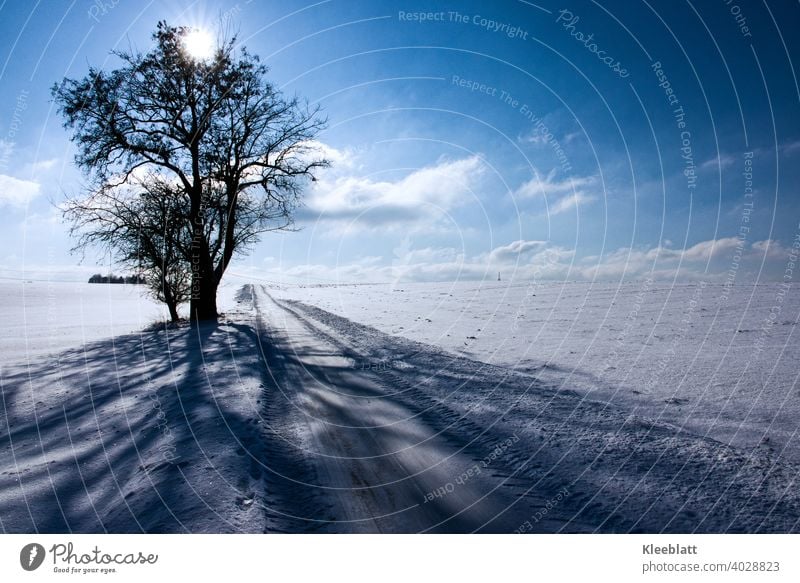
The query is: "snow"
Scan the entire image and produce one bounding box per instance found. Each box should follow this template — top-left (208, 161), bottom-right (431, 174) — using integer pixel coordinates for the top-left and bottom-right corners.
top-left (269, 281), bottom-right (800, 463)
top-left (2, 279), bottom-right (799, 533)
top-left (0, 284), bottom-right (268, 533)
top-left (0, 282), bottom-right (165, 366)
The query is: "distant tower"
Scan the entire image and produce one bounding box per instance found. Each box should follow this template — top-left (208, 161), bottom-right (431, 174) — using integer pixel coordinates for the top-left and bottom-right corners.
top-left (497, 271), bottom-right (501, 282)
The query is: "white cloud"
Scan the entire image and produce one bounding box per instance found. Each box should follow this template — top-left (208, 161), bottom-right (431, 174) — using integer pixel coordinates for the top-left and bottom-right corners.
top-left (750, 239), bottom-right (786, 259)
top-left (303, 155), bottom-right (485, 229)
top-left (517, 125), bottom-right (578, 147)
top-left (486, 239), bottom-right (547, 263)
top-left (386, 241), bottom-right (568, 283)
top-left (680, 237), bottom-right (740, 261)
top-left (519, 132), bottom-right (547, 145)
top-left (780, 139), bottom-right (800, 156)
top-left (305, 141), bottom-right (356, 170)
top-left (549, 192), bottom-right (597, 215)
top-left (700, 154), bottom-right (736, 171)
top-left (232, 233), bottom-right (795, 284)
top-left (0, 174), bottom-right (41, 207)
top-left (397, 245), bottom-right (462, 264)
top-left (26, 158), bottom-right (59, 173)
top-left (514, 170), bottom-right (599, 215)
top-left (515, 170), bottom-right (596, 199)
top-left (235, 239), bottom-right (573, 284)
top-left (577, 236), bottom-right (787, 281)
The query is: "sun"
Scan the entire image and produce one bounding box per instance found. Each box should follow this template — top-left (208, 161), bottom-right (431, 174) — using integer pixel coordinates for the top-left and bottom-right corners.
top-left (183, 28), bottom-right (215, 61)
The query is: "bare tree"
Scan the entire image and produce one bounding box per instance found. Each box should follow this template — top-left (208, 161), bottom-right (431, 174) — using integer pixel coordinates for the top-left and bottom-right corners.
top-left (63, 175), bottom-right (191, 322)
top-left (53, 22), bottom-right (328, 320)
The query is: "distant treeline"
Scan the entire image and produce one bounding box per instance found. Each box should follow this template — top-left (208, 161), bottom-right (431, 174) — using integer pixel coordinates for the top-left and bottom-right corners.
top-left (88, 273), bottom-right (147, 284)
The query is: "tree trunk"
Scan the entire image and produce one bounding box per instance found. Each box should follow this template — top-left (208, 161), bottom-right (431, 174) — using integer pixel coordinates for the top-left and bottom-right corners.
top-left (188, 189), bottom-right (218, 321)
top-left (160, 271), bottom-right (181, 323)
top-left (190, 275), bottom-right (219, 321)
top-left (167, 300), bottom-right (180, 323)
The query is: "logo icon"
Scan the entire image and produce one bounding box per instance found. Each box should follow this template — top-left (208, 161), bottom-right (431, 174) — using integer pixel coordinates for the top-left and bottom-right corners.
top-left (20, 543), bottom-right (46, 571)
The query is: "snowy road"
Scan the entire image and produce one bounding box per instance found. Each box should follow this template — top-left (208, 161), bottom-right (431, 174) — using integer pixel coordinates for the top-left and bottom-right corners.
top-left (251, 286), bottom-right (568, 533)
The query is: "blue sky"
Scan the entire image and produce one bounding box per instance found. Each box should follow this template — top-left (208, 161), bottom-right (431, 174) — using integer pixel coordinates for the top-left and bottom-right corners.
top-left (1, 0), bottom-right (799, 284)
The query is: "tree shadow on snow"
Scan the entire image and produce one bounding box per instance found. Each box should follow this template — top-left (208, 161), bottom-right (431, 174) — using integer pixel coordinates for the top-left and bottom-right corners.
top-left (0, 317), bottom-right (318, 533)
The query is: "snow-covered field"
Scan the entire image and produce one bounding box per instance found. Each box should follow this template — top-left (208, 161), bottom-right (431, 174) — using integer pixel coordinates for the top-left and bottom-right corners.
top-left (2, 279), bottom-right (799, 533)
top-left (271, 281), bottom-right (800, 463)
top-left (0, 280), bottom-right (256, 532)
top-left (0, 282), bottom-right (165, 365)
